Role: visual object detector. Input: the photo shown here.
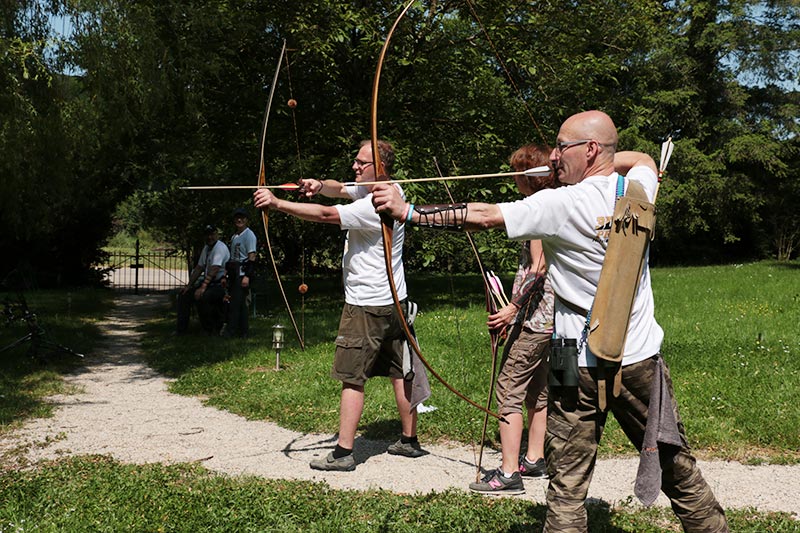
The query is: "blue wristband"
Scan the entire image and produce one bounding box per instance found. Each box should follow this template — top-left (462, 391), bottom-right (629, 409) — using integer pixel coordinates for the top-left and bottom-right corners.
top-left (405, 203), bottom-right (415, 224)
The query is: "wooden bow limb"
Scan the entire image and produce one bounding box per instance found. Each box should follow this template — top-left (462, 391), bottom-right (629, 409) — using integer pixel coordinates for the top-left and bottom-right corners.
top-left (371, 0), bottom-right (506, 426)
top-left (433, 158), bottom-right (508, 482)
top-left (257, 40), bottom-right (305, 350)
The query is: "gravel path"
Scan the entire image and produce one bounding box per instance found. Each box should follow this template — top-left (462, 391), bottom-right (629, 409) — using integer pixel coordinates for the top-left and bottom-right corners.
top-left (1, 294), bottom-right (797, 519)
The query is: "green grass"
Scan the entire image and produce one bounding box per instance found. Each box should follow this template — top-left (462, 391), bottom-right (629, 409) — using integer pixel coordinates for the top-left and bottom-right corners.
top-left (0, 289), bottom-right (114, 436)
top-left (138, 261), bottom-right (800, 463)
top-left (104, 229), bottom-right (176, 254)
top-left (0, 456), bottom-right (797, 532)
top-left (2, 263), bottom-right (799, 531)
top-left (651, 262), bottom-right (800, 462)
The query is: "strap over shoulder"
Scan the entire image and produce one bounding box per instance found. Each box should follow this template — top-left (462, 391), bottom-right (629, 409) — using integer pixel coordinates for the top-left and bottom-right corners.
top-left (588, 179), bottom-right (657, 363)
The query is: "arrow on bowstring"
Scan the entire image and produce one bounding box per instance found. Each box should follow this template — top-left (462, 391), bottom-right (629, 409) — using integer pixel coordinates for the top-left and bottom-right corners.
top-left (179, 166), bottom-right (552, 190)
top-left (181, 183), bottom-right (302, 191)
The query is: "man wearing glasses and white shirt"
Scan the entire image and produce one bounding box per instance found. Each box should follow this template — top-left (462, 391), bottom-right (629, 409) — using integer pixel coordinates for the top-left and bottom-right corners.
top-left (254, 140), bottom-right (426, 471)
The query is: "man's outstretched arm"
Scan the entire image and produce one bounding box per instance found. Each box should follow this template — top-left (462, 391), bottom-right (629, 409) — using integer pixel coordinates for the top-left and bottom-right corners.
top-left (297, 178), bottom-right (353, 199)
top-left (254, 188), bottom-right (341, 225)
top-left (371, 183), bottom-right (505, 232)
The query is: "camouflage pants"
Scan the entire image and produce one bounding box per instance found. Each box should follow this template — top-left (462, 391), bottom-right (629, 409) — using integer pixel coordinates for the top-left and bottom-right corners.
top-left (544, 355), bottom-right (728, 533)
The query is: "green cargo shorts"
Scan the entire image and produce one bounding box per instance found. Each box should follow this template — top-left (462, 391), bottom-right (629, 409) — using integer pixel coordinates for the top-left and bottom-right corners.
top-left (495, 329), bottom-right (550, 416)
top-left (331, 302), bottom-right (406, 386)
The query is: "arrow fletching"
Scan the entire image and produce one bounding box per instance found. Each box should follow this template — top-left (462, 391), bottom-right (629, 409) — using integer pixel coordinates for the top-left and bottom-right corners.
top-left (659, 137), bottom-right (674, 179)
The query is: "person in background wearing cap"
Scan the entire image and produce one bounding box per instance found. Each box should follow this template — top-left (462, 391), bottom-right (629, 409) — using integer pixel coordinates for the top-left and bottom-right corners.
top-left (176, 224), bottom-right (230, 336)
top-left (224, 208), bottom-right (257, 338)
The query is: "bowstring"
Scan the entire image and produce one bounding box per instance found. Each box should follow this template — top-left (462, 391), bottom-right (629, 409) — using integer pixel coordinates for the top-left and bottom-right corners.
top-left (435, 152), bottom-right (504, 481)
top-left (284, 48), bottom-right (307, 342)
top-left (463, 0), bottom-right (548, 146)
top-left (260, 40), bottom-right (305, 350)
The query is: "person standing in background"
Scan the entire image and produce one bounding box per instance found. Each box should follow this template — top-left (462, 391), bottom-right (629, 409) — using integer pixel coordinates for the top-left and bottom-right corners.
top-left (224, 208), bottom-right (257, 338)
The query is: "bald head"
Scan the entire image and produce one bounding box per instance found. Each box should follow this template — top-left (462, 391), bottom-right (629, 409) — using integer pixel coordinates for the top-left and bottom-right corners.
top-left (561, 110), bottom-right (618, 149)
top-left (551, 110), bottom-right (618, 184)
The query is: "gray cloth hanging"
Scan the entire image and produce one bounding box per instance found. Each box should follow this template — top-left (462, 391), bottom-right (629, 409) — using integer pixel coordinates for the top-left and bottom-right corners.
top-left (401, 302), bottom-right (431, 412)
top-left (634, 356), bottom-right (685, 506)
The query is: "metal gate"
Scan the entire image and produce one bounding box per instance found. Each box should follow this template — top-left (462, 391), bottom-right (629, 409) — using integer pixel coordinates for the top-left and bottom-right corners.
top-left (104, 240), bottom-right (189, 293)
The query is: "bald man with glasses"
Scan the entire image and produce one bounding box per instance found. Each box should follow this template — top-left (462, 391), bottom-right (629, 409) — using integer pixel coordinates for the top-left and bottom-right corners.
top-left (373, 111), bottom-right (728, 533)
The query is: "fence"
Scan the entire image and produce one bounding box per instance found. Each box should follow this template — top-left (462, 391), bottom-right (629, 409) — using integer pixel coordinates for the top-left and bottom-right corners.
top-left (104, 240), bottom-right (189, 293)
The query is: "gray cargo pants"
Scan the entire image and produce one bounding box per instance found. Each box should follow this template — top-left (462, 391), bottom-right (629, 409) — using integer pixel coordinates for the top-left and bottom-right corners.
top-left (544, 355), bottom-right (728, 532)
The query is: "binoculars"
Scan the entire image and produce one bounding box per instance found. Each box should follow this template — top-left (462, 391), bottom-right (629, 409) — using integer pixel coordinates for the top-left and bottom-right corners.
top-left (549, 338), bottom-right (579, 388)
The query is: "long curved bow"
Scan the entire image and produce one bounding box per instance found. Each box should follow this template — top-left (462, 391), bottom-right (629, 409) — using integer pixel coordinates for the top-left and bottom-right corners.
top-left (370, 0), bottom-right (505, 423)
top-left (434, 158), bottom-right (506, 480)
top-left (258, 39), bottom-right (305, 350)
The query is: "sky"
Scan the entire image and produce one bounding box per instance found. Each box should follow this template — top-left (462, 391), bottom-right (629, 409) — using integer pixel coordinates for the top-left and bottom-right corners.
top-left (48, 13), bottom-right (82, 75)
top-left (48, 10), bottom-right (796, 90)
top-left (50, 13), bottom-right (74, 39)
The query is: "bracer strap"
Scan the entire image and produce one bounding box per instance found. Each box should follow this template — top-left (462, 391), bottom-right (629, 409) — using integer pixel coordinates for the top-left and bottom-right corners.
top-left (412, 203), bottom-right (468, 231)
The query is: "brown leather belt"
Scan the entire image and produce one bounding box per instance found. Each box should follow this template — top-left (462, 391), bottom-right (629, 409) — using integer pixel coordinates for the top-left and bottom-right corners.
top-left (556, 296), bottom-right (589, 317)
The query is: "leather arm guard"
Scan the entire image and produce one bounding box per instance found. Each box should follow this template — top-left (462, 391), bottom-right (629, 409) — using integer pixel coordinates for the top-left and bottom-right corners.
top-left (412, 203), bottom-right (468, 231)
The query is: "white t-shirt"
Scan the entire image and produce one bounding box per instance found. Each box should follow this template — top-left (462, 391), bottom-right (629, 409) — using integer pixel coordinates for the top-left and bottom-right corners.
top-left (334, 184), bottom-right (407, 306)
top-left (198, 240), bottom-right (231, 282)
top-left (343, 182), bottom-right (370, 200)
top-left (499, 166), bottom-right (663, 367)
top-left (229, 227), bottom-right (257, 276)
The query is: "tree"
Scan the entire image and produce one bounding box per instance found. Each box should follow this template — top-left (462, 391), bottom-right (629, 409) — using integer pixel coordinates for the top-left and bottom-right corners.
top-left (2, 0), bottom-right (797, 288)
top-left (0, 1), bottom-right (116, 286)
top-left (619, 0), bottom-right (799, 262)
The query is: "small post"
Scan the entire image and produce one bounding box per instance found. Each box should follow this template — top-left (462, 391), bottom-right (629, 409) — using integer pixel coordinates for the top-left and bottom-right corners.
top-left (272, 324), bottom-right (285, 370)
top-left (134, 238), bottom-right (140, 295)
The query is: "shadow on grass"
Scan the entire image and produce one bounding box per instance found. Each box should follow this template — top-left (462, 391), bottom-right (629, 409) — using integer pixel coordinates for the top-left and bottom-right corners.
top-left (0, 290), bottom-right (109, 430)
top-left (585, 499), bottom-right (634, 532)
top-left (3, 454), bottom-right (679, 532)
top-left (139, 303), bottom-right (340, 378)
top-left (409, 273), bottom-right (515, 309)
top-left (770, 260), bottom-right (800, 270)
top-left (0, 376), bottom-right (52, 427)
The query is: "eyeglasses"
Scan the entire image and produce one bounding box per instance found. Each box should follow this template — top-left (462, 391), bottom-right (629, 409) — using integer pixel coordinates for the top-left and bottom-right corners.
top-left (353, 159), bottom-right (374, 168)
top-left (555, 139), bottom-right (593, 154)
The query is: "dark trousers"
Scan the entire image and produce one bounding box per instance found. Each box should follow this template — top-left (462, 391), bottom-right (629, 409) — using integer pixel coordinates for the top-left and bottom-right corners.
top-left (225, 276), bottom-right (249, 338)
top-left (176, 284), bottom-right (226, 335)
top-left (544, 355), bottom-right (728, 533)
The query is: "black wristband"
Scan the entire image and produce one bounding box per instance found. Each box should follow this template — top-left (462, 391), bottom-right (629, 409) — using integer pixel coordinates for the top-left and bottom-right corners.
top-left (242, 259), bottom-right (255, 278)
